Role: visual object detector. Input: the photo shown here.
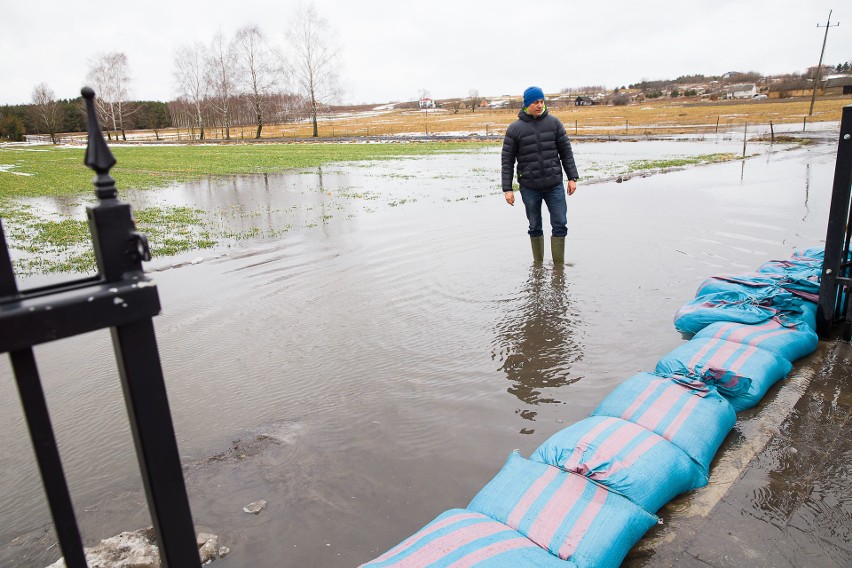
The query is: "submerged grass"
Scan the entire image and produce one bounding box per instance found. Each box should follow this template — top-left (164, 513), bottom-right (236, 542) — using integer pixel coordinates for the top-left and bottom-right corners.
top-left (0, 141), bottom-right (779, 275)
top-left (581, 152), bottom-right (741, 181)
top-left (4, 205), bottom-right (218, 275)
top-left (0, 142), bottom-right (488, 199)
top-left (133, 207), bottom-right (217, 257)
top-left (626, 153), bottom-right (737, 171)
top-left (0, 142), bottom-right (487, 275)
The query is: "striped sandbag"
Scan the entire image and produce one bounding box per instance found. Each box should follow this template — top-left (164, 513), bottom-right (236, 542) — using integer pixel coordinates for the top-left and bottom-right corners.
top-left (673, 289), bottom-right (782, 335)
top-left (757, 259), bottom-right (822, 280)
top-left (799, 299), bottom-right (818, 330)
top-left (695, 273), bottom-right (819, 303)
top-left (591, 373), bottom-right (736, 475)
top-left (360, 508), bottom-right (572, 567)
top-left (656, 336), bottom-right (793, 412)
top-left (468, 452), bottom-right (658, 568)
top-left (530, 416), bottom-right (707, 513)
top-left (693, 318), bottom-right (818, 363)
top-left (791, 247), bottom-right (824, 262)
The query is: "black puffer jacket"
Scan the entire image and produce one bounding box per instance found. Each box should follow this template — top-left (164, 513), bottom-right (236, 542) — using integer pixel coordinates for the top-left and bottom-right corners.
top-left (501, 108), bottom-right (579, 191)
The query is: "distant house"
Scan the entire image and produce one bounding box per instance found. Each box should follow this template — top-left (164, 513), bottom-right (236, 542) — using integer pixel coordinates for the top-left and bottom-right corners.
top-left (419, 98), bottom-right (436, 109)
top-left (725, 83), bottom-right (757, 99)
top-left (575, 96), bottom-right (594, 106)
top-left (824, 75), bottom-right (852, 96)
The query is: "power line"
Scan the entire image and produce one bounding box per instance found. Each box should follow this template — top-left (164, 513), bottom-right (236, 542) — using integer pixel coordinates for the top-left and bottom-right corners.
top-left (809, 10), bottom-right (840, 117)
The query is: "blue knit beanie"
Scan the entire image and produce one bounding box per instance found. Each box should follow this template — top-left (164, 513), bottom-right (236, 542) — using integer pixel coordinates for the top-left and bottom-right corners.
top-left (523, 86), bottom-right (545, 107)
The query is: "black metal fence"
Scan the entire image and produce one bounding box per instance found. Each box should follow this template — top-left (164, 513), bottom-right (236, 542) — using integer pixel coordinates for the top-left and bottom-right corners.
top-left (817, 105), bottom-right (852, 340)
top-left (0, 89), bottom-right (199, 567)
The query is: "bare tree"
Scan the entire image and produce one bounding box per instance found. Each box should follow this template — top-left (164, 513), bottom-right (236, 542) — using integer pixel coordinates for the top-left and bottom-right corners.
top-left (206, 31), bottom-right (237, 140)
top-left (467, 89), bottom-right (482, 112)
top-left (286, 4), bottom-right (341, 137)
top-left (30, 83), bottom-right (62, 144)
top-left (174, 42), bottom-right (208, 140)
top-left (234, 25), bottom-right (280, 139)
top-left (86, 52), bottom-right (133, 140)
top-left (86, 57), bottom-right (114, 137)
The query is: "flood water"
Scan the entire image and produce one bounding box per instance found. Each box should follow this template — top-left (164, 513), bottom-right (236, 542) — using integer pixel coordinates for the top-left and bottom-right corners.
top-left (0, 137), bottom-right (840, 567)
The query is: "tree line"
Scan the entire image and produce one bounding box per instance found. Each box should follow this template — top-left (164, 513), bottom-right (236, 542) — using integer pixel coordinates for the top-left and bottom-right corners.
top-left (0, 96), bottom-right (170, 143)
top-left (0, 4), bottom-right (339, 143)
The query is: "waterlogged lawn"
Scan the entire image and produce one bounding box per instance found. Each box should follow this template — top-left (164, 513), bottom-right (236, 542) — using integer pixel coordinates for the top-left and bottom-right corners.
top-left (1, 202), bottom-right (217, 274)
top-left (0, 142), bottom-right (487, 275)
top-left (0, 142), bottom-right (488, 198)
top-left (0, 142), bottom-right (754, 276)
top-left (582, 152), bottom-right (739, 180)
top-left (626, 153), bottom-right (737, 171)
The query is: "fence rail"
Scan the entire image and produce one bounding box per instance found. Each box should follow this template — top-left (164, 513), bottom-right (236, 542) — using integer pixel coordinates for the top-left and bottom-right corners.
top-left (0, 88), bottom-right (200, 567)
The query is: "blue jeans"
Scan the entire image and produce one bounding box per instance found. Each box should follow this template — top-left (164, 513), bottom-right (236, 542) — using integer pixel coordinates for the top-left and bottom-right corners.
top-left (520, 184), bottom-right (567, 237)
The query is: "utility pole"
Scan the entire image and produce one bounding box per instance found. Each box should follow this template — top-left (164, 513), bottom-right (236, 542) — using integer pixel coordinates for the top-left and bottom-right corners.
top-left (809, 10), bottom-right (840, 116)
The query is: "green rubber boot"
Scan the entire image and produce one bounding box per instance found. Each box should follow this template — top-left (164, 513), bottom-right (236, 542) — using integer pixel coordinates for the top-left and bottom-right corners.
top-left (530, 236), bottom-right (545, 262)
top-left (551, 236), bottom-right (565, 265)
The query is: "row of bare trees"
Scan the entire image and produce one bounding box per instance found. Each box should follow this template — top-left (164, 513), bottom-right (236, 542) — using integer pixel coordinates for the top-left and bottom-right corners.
top-left (171, 5), bottom-right (340, 140)
top-left (19, 4), bottom-right (340, 143)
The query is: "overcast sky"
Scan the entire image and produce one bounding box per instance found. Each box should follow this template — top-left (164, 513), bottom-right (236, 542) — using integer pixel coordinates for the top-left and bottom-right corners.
top-left (1, 0), bottom-right (849, 106)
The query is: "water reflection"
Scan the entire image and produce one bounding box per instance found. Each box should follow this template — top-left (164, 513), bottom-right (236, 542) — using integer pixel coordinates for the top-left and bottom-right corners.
top-left (493, 265), bottom-right (584, 414)
top-left (126, 167), bottom-right (357, 240)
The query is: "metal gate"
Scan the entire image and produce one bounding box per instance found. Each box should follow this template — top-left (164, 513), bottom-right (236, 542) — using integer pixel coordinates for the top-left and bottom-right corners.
top-left (0, 88), bottom-right (199, 567)
top-left (817, 105), bottom-right (852, 340)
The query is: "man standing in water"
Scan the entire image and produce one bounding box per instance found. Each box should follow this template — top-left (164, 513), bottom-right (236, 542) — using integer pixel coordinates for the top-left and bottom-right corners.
top-left (501, 86), bottom-right (579, 264)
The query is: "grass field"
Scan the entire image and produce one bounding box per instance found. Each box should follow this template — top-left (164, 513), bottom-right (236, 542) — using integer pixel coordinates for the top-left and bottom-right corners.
top-left (25, 95), bottom-right (850, 143)
top-left (294, 96), bottom-right (849, 138)
top-left (137, 96), bottom-right (850, 141)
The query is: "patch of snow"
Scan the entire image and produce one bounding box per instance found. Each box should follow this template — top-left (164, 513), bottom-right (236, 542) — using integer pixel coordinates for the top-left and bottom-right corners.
top-left (0, 164), bottom-right (33, 176)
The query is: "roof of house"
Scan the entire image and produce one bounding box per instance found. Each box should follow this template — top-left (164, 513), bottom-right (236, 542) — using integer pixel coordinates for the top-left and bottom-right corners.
top-left (824, 76), bottom-right (852, 88)
top-left (726, 83), bottom-right (757, 91)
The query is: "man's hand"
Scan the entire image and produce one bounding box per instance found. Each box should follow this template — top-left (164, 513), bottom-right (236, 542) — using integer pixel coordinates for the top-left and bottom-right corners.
top-left (567, 180), bottom-right (577, 196)
top-left (504, 191), bottom-right (515, 206)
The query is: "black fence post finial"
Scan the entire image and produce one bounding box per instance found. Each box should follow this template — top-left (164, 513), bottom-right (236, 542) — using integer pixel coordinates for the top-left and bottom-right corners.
top-left (81, 87), bottom-right (118, 200)
top-left (81, 87), bottom-right (153, 280)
